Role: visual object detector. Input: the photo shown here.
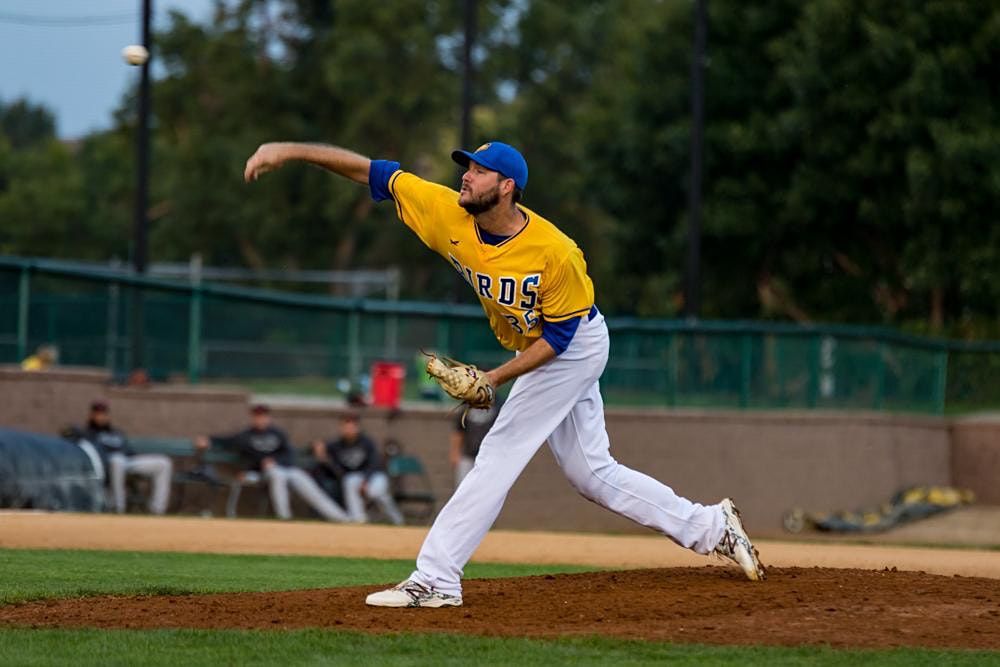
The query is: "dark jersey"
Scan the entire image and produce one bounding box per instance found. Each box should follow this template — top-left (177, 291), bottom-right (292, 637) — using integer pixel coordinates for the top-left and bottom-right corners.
top-left (321, 434), bottom-right (382, 478)
top-left (83, 422), bottom-right (134, 467)
top-left (455, 401), bottom-right (501, 459)
top-left (210, 425), bottom-right (295, 472)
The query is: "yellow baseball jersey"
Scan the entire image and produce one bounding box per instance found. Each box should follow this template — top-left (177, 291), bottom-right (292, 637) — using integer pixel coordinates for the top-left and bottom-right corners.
top-left (387, 170), bottom-right (594, 352)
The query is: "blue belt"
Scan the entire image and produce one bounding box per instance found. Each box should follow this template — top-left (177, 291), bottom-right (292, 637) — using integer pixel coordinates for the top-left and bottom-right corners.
top-left (587, 305), bottom-right (599, 321)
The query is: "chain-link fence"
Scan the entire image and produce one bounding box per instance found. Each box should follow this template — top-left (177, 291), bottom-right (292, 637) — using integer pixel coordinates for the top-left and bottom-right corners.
top-left (2, 256), bottom-right (997, 414)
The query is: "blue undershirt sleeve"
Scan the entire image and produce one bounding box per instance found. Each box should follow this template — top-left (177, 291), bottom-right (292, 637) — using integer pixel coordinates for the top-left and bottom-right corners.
top-left (541, 315), bottom-right (584, 356)
top-left (369, 160), bottom-right (401, 202)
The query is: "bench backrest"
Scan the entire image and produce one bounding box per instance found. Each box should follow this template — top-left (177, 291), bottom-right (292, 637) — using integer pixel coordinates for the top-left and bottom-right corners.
top-left (128, 437), bottom-right (317, 468)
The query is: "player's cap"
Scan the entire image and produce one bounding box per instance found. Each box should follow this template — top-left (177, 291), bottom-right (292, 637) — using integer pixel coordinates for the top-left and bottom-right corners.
top-left (90, 400), bottom-right (109, 412)
top-left (451, 141), bottom-right (528, 190)
top-left (250, 404), bottom-right (270, 415)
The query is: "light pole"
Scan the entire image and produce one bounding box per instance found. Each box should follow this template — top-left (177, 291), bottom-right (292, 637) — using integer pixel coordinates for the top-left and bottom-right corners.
top-left (130, 0), bottom-right (152, 371)
top-left (133, 0), bottom-right (151, 277)
top-left (452, 0), bottom-right (476, 303)
top-left (685, 0), bottom-right (706, 318)
top-left (460, 0), bottom-right (476, 154)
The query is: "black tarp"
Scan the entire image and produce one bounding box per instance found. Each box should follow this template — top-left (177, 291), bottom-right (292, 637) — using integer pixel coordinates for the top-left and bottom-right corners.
top-left (783, 486), bottom-right (975, 534)
top-left (0, 427), bottom-right (102, 511)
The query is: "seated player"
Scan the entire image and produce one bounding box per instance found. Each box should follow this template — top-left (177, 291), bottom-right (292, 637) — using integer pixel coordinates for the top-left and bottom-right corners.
top-left (82, 400), bottom-right (172, 515)
top-left (195, 404), bottom-right (348, 522)
top-left (312, 412), bottom-right (404, 525)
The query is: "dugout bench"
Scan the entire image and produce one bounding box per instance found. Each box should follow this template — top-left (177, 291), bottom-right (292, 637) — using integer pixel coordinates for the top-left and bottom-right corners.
top-left (127, 437), bottom-right (241, 516)
top-left (128, 437), bottom-right (436, 522)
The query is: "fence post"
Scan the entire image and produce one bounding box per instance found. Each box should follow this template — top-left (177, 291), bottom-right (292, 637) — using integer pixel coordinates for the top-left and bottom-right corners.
top-left (873, 342), bottom-right (887, 411)
top-left (105, 265), bottom-right (121, 373)
top-left (386, 268), bottom-right (400, 359)
top-left (666, 332), bottom-right (678, 407)
top-left (385, 314), bottom-right (399, 359)
top-left (16, 265), bottom-right (30, 361)
top-left (935, 347), bottom-right (949, 415)
top-left (187, 286), bottom-right (202, 384)
top-left (436, 318), bottom-right (451, 354)
top-left (348, 307), bottom-right (362, 383)
top-left (807, 334), bottom-right (820, 408)
top-left (739, 333), bottom-right (752, 408)
top-left (771, 335), bottom-right (785, 406)
top-left (186, 255), bottom-right (203, 384)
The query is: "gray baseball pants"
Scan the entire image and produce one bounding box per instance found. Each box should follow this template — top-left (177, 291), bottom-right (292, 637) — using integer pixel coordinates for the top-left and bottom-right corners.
top-left (108, 453), bottom-right (173, 515)
top-left (342, 471), bottom-right (405, 525)
top-left (264, 465), bottom-right (349, 521)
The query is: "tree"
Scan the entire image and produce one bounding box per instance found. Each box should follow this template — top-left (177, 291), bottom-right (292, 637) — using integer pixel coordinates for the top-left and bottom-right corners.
top-left (144, 0), bottom-right (473, 298)
top-left (0, 97), bottom-right (56, 150)
top-left (554, 0), bottom-right (697, 316)
top-left (6, 1), bottom-right (1000, 336)
top-left (763, 0), bottom-right (1000, 331)
top-left (483, 1), bottom-right (622, 309)
top-left (0, 136), bottom-right (86, 258)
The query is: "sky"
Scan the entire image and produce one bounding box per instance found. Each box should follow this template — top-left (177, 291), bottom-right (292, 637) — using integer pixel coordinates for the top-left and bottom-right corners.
top-left (0, 0), bottom-right (215, 139)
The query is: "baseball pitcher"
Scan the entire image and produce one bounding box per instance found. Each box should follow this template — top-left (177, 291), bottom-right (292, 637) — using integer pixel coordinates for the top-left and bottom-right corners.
top-left (244, 140), bottom-right (765, 608)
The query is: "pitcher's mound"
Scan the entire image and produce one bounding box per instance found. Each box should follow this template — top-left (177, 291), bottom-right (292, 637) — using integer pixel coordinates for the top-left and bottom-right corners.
top-left (4, 567), bottom-right (999, 649)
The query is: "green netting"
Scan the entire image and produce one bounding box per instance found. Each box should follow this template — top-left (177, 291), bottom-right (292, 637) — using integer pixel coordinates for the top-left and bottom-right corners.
top-left (1, 258), bottom-right (997, 415)
top-left (748, 333), bottom-right (816, 408)
top-left (601, 330), bottom-right (951, 412)
top-left (8, 274), bottom-right (192, 380)
top-left (23, 274), bottom-right (115, 369)
top-left (879, 344), bottom-right (946, 413)
top-left (200, 294), bottom-right (347, 379)
top-left (947, 348), bottom-right (1000, 413)
top-left (603, 329), bottom-right (676, 406)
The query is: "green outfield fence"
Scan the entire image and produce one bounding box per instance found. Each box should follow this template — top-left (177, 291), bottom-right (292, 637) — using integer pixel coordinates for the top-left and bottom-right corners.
top-left (2, 256), bottom-right (998, 414)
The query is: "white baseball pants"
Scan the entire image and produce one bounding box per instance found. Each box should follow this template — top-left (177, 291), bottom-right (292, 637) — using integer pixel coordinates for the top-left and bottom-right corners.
top-left (108, 453), bottom-right (173, 515)
top-left (411, 311), bottom-right (726, 597)
top-left (264, 465), bottom-right (349, 522)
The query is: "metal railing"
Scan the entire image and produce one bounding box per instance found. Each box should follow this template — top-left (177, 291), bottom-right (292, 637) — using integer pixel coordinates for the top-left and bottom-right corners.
top-left (2, 255), bottom-right (998, 414)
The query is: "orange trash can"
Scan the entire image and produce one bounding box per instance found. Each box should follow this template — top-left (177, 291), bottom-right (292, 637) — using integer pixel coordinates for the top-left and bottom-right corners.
top-left (370, 361), bottom-right (405, 408)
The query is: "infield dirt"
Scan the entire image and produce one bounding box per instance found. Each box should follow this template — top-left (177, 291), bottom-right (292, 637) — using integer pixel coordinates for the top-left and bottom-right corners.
top-left (2, 512), bottom-right (1000, 649)
top-left (3, 567), bottom-right (1000, 649)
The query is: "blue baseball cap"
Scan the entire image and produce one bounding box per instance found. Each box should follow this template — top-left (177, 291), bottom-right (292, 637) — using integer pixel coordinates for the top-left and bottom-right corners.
top-left (451, 141), bottom-right (528, 190)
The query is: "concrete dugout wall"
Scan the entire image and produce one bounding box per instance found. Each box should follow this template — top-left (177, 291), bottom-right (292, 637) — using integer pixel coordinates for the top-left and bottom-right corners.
top-left (1, 367), bottom-right (994, 535)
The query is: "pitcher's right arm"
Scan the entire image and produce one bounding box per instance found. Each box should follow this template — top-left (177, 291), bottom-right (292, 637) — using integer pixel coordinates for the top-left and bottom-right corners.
top-left (244, 142), bottom-right (370, 185)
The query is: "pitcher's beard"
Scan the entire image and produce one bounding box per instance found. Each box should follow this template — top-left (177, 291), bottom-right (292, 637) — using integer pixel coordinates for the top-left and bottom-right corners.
top-left (459, 189), bottom-right (501, 216)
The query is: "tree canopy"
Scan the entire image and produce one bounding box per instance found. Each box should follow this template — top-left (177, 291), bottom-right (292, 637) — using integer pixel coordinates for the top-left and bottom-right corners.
top-left (0, 0), bottom-right (997, 336)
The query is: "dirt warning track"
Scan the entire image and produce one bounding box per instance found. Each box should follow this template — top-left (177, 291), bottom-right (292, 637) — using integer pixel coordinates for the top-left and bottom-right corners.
top-left (1, 512), bottom-right (998, 578)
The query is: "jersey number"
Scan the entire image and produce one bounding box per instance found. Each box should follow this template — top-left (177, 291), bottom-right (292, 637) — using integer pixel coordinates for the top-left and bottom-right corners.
top-left (505, 311), bottom-right (539, 335)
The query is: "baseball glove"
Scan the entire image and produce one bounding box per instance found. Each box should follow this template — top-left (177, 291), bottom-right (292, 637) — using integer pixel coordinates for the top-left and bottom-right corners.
top-left (424, 353), bottom-right (495, 409)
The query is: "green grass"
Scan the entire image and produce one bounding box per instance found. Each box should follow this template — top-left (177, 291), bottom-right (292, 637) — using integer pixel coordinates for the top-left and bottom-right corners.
top-left (0, 628), bottom-right (996, 666)
top-left (1, 548), bottom-right (996, 666)
top-left (0, 548), bottom-right (594, 604)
